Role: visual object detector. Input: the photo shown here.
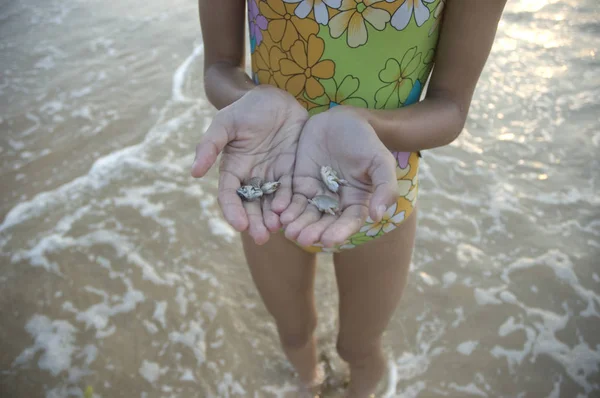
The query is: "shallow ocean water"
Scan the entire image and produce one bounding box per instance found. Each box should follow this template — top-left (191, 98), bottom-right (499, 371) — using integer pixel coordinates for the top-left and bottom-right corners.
top-left (0, 0), bottom-right (599, 397)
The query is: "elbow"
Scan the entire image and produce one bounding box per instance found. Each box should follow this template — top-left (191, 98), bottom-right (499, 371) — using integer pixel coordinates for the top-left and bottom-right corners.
top-left (426, 87), bottom-right (470, 146)
top-left (441, 96), bottom-right (469, 146)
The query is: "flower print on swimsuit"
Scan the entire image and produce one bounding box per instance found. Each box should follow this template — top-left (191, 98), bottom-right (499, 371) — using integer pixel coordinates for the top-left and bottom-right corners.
top-left (305, 75), bottom-right (368, 114)
top-left (329, 0), bottom-right (391, 48)
top-left (391, 151), bottom-right (413, 197)
top-left (249, 0), bottom-right (268, 51)
top-left (404, 48), bottom-right (435, 105)
top-left (283, 0), bottom-right (342, 25)
top-left (360, 203), bottom-right (406, 236)
top-left (386, 0), bottom-right (435, 31)
top-left (418, 48), bottom-right (435, 82)
top-left (253, 42), bottom-right (290, 89)
top-left (428, 0), bottom-right (445, 36)
top-left (260, 0), bottom-right (320, 50)
top-left (392, 150), bottom-right (410, 170)
top-left (279, 35), bottom-right (335, 98)
top-left (404, 176), bottom-right (418, 206)
top-left (374, 46), bottom-right (421, 109)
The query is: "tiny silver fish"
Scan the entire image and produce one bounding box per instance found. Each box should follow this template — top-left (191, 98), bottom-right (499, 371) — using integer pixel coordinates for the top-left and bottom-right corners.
top-left (245, 177), bottom-right (263, 188)
top-left (261, 181), bottom-right (281, 195)
top-left (308, 195), bottom-right (340, 216)
top-left (320, 165), bottom-right (348, 193)
top-left (237, 185), bottom-right (263, 201)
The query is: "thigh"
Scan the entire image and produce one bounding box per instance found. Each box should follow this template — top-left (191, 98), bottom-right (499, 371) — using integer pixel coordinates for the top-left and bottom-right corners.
top-left (241, 231), bottom-right (317, 331)
top-left (333, 208), bottom-right (417, 346)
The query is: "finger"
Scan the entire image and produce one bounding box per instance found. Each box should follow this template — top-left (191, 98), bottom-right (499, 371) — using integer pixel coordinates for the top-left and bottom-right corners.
top-left (217, 172), bottom-right (248, 232)
top-left (283, 204), bottom-right (322, 241)
top-left (296, 214), bottom-right (337, 247)
top-left (368, 157), bottom-right (399, 222)
top-left (280, 193), bottom-right (308, 225)
top-left (270, 174), bottom-right (292, 214)
top-left (321, 205), bottom-right (369, 248)
top-left (191, 115), bottom-right (230, 178)
top-left (262, 195), bottom-right (282, 233)
top-left (244, 199), bottom-right (270, 245)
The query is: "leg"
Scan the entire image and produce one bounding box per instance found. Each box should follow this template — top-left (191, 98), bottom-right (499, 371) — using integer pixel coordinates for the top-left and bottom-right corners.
top-left (333, 209), bottom-right (418, 398)
top-left (241, 231), bottom-right (321, 387)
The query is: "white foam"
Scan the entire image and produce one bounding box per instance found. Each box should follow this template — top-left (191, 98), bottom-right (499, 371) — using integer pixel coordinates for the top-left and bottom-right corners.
top-left (451, 307), bottom-right (465, 328)
top-left (113, 183), bottom-right (178, 235)
top-left (381, 358), bottom-right (398, 398)
top-left (395, 381), bottom-right (426, 398)
top-left (474, 286), bottom-right (505, 306)
top-left (457, 243), bottom-right (486, 264)
top-left (208, 217), bottom-right (236, 242)
top-left (392, 317), bottom-right (446, 391)
top-left (202, 302), bottom-right (217, 322)
top-left (172, 44), bottom-right (204, 102)
top-left (419, 271), bottom-right (439, 286)
top-left (457, 340), bottom-right (479, 356)
top-left (168, 320), bottom-right (206, 366)
top-left (62, 278), bottom-right (145, 339)
top-left (175, 287), bottom-right (188, 316)
top-left (139, 360), bottom-right (167, 384)
top-left (547, 375), bottom-right (562, 398)
top-left (210, 328), bottom-right (224, 349)
top-left (443, 271), bottom-right (457, 287)
top-left (143, 320), bottom-right (158, 335)
top-left (79, 344), bottom-right (98, 366)
top-left (180, 368), bottom-right (195, 382)
top-left (216, 373), bottom-right (246, 396)
top-left (153, 301), bottom-right (168, 329)
top-left (447, 382), bottom-right (487, 397)
top-left (13, 314), bottom-right (78, 377)
top-left (260, 382), bottom-right (300, 397)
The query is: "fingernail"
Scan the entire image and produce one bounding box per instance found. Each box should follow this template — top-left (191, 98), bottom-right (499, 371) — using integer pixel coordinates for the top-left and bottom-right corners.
top-left (377, 205), bottom-right (386, 220)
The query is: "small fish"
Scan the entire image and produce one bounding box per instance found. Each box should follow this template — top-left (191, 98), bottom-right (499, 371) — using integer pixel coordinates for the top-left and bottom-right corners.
top-left (308, 195), bottom-right (340, 216)
top-left (245, 177), bottom-right (263, 188)
top-left (261, 181), bottom-right (281, 194)
top-left (320, 165), bottom-right (348, 193)
top-left (237, 185), bottom-right (263, 201)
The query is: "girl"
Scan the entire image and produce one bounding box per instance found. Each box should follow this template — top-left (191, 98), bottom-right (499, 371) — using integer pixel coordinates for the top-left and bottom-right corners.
top-left (191, 0), bottom-right (506, 396)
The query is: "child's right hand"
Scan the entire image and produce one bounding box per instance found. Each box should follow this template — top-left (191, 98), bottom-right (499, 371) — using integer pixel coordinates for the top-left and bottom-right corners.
top-left (190, 85), bottom-right (309, 245)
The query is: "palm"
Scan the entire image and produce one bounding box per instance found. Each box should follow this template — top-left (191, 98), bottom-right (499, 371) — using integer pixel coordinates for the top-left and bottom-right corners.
top-left (191, 85), bottom-right (309, 244)
top-left (280, 108), bottom-right (398, 248)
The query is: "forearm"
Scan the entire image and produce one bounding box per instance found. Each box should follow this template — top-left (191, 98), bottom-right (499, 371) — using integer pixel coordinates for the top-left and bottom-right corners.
top-left (204, 62), bottom-right (256, 110)
top-left (349, 0), bottom-right (507, 153)
top-left (199, 0), bottom-right (254, 110)
top-left (350, 92), bottom-right (465, 152)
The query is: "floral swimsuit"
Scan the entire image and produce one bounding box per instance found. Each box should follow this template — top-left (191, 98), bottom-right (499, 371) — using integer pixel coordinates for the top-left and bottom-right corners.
top-left (247, 0), bottom-right (445, 253)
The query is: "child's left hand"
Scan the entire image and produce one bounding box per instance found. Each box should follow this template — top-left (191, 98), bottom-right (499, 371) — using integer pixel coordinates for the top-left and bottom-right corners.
top-left (280, 106), bottom-right (399, 248)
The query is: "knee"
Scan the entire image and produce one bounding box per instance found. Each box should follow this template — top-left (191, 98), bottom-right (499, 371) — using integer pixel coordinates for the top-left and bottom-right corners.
top-left (336, 335), bottom-right (382, 364)
top-left (277, 318), bottom-right (317, 350)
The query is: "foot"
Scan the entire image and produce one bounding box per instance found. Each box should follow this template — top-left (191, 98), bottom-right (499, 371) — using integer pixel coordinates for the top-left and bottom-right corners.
top-left (298, 362), bottom-right (326, 397)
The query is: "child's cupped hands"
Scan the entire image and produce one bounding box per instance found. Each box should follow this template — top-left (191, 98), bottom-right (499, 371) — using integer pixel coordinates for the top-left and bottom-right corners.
top-left (190, 85), bottom-right (308, 245)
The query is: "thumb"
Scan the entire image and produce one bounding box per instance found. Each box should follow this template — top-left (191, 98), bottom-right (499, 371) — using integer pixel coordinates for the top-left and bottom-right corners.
top-left (190, 115), bottom-right (231, 178)
top-left (368, 156), bottom-right (399, 222)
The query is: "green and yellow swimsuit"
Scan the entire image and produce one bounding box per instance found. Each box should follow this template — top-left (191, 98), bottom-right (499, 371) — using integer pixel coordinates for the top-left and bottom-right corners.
top-left (247, 0), bottom-right (445, 252)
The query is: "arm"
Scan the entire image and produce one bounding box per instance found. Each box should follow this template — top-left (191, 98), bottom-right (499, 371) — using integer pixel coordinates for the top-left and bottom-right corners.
top-left (198, 0), bottom-right (256, 110)
top-left (341, 0), bottom-right (507, 152)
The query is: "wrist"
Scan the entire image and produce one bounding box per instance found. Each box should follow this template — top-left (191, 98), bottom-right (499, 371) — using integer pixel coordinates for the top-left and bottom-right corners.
top-left (204, 62), bottom-right (257, 109)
